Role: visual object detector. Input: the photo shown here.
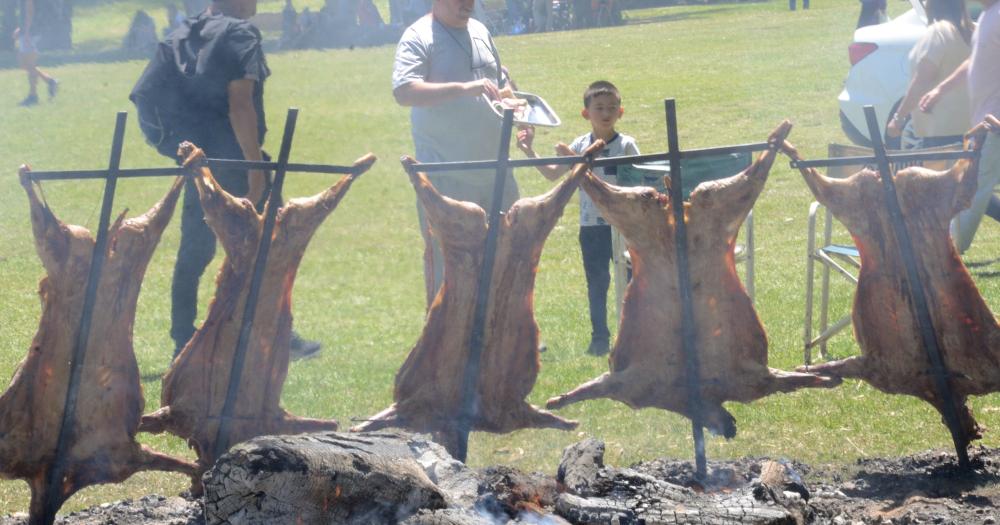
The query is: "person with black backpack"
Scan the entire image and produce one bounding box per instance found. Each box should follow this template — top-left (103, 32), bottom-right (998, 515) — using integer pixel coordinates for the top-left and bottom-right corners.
top-left (131, 0), bottom-right (322, 362)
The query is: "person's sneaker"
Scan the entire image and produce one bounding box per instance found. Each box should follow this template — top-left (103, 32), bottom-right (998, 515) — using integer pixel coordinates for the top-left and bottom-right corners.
top-left (289, 333), bottom-right (322, 360)
top-left (47, 78), bottom-right (58, 99)
top-left (18, 94), bottom-right (38, 107)
top-left (586, 337), bottom-right (610, 356)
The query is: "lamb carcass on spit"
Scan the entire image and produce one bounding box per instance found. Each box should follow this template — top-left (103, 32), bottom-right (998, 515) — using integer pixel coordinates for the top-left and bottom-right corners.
top-left (1, 170), bottom-right (196, 522)
top-left (140, 144), bottom-right (376, 481)
top-left (351, 147), bottom-right (603, 455)
top-left (546, 122), bottom-right (841, 437)
top-left (786, 127), bottom-right (998, 452)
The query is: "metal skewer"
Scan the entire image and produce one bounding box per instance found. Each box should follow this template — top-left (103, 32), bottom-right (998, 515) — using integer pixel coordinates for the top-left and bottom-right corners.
top-left (861, 105), bottom-right (970, 469)
top-left (453, 109), bottom-right (517, 462)
top-left (212, 108), bottom-right (298, 460)
top-left (40, 111), bottom-right (128, 525)
top-left (664, 99), bottom-right (708, 481)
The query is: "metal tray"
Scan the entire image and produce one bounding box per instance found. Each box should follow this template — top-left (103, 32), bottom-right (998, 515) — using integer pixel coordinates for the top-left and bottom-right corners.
top-left (485, 91), bottom-right (561, 127)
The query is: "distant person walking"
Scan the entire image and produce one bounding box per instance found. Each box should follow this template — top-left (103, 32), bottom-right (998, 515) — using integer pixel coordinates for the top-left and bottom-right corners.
top-left (920, 0), bottom-right (1000, 253)
top-left (857, 0), bottom-right (886, 29)
top-left (14, 0), bottom-right (57, 107)
top-left (789, 0), bottom-right (809, 11)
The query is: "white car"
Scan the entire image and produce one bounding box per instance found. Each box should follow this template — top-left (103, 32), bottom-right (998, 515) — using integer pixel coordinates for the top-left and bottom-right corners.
top-left (838, 0), bottom-right (928, 148)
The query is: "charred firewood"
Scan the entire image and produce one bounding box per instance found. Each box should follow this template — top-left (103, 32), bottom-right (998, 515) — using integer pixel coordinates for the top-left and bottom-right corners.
top-left (545, 122), bottom-right (840, 438)
top-left (0, 170), bottom-right (197, 523)
top-left (140, 144), bottom-right (375, 485)
top-left (351, 147), bottom-right (596, 455)
top-left (786, 129), bottom-right (999, 453)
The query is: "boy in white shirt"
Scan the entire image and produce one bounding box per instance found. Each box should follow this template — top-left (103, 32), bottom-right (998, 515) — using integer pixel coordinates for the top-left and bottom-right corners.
top-left (517, 80), bottom-right (639, 355)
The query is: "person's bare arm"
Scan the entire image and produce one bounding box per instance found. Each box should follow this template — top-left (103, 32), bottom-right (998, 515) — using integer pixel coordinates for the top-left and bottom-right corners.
top-left (516, 126), bottom-right (570, 181)
top-left (227, 78), bottom-right (266, 205)
top-left (393, 77), bottom-right (501, 106)
top-left (887, 57), bottom-right (939, 137)
top-left (919, 58), bottom-right (969, 113)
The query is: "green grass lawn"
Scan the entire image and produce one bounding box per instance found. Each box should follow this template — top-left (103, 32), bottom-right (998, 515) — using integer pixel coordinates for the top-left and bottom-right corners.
top-left (3, 0), bottom-right (1000, 516)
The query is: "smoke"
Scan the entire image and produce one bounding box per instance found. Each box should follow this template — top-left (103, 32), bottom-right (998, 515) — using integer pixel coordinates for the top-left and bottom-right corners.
top-left (515, 508), bottom-right (566, 525)
top-left (472, 499), bottom-right (509, 525)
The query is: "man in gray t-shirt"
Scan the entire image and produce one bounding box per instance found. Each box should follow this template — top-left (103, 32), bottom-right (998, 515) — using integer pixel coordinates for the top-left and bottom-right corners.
top-left (393, 0), bottom-right (520, 305)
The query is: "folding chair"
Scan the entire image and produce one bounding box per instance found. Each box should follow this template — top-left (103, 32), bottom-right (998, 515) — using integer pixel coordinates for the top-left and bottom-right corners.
top-left (612, 152), bottom-right (754, 320)
top-left (803, 142), bottom-right (962, 364)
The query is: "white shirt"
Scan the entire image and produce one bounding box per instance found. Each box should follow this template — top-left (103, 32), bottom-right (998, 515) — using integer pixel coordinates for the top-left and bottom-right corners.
top-left (568, 132), bottom-right (641, 227)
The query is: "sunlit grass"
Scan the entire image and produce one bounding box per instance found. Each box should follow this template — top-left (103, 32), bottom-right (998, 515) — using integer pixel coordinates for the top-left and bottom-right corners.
top-left (2, 0), bottom-right (1000, 517)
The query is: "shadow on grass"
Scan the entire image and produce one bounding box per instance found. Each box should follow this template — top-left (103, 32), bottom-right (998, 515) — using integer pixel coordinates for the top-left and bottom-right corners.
top-left (0, 48), bottom-right (149, 70)
top-left (966, 257), bottom-right (1000, 278)
top-left (624, 6), bottom-right (736, 25)
top-left (623, 0), bottom-right (766, 25)
top-left (142, 371), bottom-right (166, 383)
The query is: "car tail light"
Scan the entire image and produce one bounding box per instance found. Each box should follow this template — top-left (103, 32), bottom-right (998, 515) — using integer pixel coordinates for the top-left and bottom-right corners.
top-left (849, 42), bottom-right (878, 66)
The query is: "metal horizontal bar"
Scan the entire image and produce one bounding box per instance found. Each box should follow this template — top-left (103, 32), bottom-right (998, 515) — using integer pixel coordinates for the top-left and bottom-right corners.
top-left (790, 150), bottom-right (975, 169)
top-left (26, 158), bottom-right (358, 182)
top-left (209, 159), bottom-right (357, 174)
top-left (414, 142), bottom-right (771, 174)
top-left (28, 167), bottom-right (184, 180)
top-left (677, 141), bottom-right (771, 159)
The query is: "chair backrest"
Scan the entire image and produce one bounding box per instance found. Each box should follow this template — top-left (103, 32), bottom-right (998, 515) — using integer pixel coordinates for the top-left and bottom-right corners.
top-left (621, 152), bottom-right (753, 199)
top-left (826, 142), bottom-right (962, 180)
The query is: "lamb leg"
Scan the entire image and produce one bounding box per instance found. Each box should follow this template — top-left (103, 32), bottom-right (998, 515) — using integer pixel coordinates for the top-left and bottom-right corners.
top-left (759, 367), bottom-right (843, 394)
top-left (796, 356), bottom-right (868, 379)
top-left (546, 373), bottom-right (619, 410)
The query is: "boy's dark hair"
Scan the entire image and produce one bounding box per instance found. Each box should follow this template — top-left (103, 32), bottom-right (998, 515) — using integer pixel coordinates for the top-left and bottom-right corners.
top-left (583, 80), bottom-right (621, 108)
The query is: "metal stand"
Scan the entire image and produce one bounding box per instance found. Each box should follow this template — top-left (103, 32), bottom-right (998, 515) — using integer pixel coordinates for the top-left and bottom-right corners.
top-left (40, 111), bottom-right (128, 525)
top-left (861, 105), bottom-right (970, 469)
top-left (411, 101), bottom-right (771, 470)
top-left (664, 99), bottom-right (707, 481)
top-left (210, 110), bottom-right (299, 460)
top-left (789, 108), bottom-right (984, 469)
top-left (454, 109), bottom-right (516, 462)
top-left (23, 109), bottom-right (371, 524)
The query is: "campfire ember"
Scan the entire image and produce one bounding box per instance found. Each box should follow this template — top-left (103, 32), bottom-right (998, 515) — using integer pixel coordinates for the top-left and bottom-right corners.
top-left (545, 122), bottom-right (841, 437)
top-left (786, 130), bottom-right (998, 454)
top-left (351, 148), bottom-right (596, 455)
top-left (139, 144), bottom-right (375, 485)
top-left (0, 170), bottom-right (197, 522)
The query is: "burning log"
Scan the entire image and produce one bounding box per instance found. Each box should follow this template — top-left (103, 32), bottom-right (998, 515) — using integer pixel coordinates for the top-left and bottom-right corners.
top-left (545, 122), bottom-right (840, 437)
top-left (202, 432), bottom-right (455, 524)
top-left (140, 144), bottom-right (374, 484)
top-left (351, 151), bottom-right (591, 455)
top-left (0, 170), bottom-right (197, 523)
top-left (786, 131), bottom-right (999, 453)
top-left (203, 430), bottom-right (569, 525)
top-left (553, 440), bottom-right (809, 524)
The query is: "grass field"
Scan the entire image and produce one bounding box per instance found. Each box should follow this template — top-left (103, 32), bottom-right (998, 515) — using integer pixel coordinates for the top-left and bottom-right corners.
top-left (3, 0), bottom-right (1000, 516)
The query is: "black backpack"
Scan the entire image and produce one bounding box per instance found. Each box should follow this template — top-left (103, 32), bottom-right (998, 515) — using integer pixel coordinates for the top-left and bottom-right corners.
top-left (130, 39), bottom-right (189, 159)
